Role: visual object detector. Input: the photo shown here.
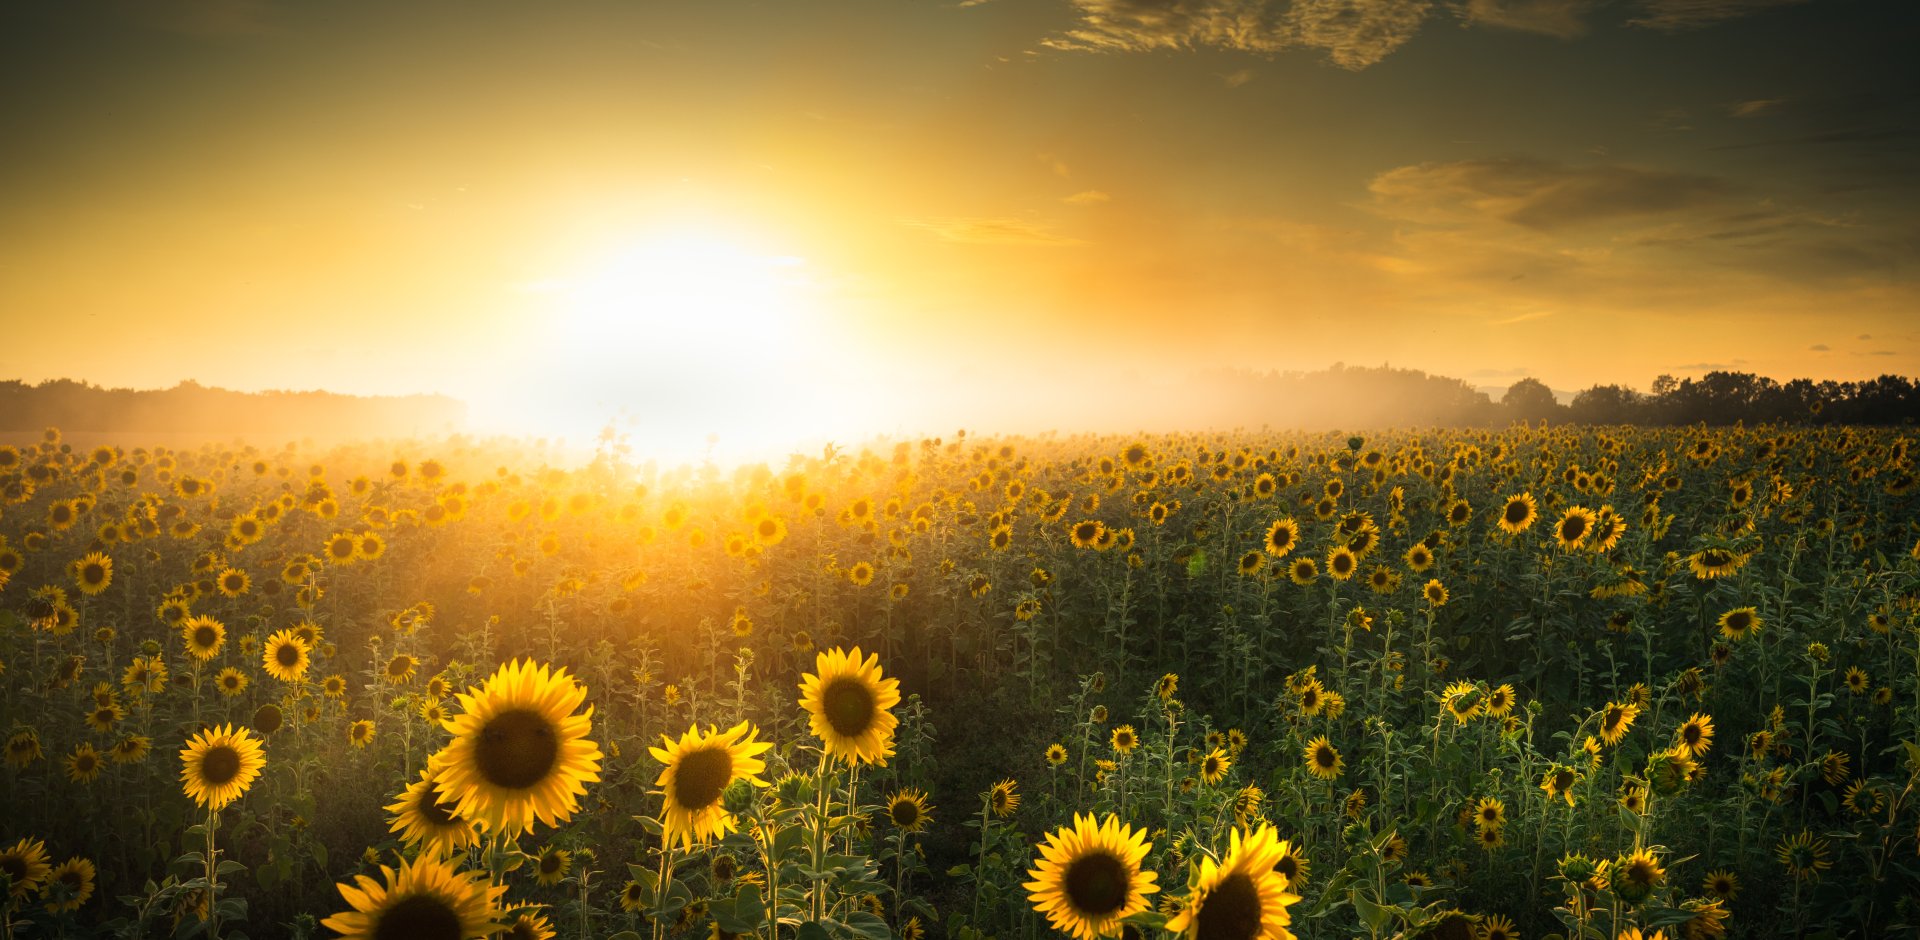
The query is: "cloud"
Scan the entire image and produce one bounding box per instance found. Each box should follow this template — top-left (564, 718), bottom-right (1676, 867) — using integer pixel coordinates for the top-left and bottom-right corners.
top-left (1366, 157), bottom-right (1731, 230)
top-left (1628, 0), bottom-right (1809, 31)
top-left (1221, 68), bottom-right (1258, 87)
top-left (1042, 0), bottom-right (1433, 70)
top-left (1809, 343), bottom-right (1830, 351)
top-left (1729, 98), bottom-right (1787, 118)
top-left (1490, 310), bottom-right (1554, 325)
top-left (1037, 152), bottom-right (1072, 179)
top-left (1461, 0), bottom-right (1594, 38)
top-left (901, 217), bottom-right (1088, 247)
top-left (1063, 190), bottom-right (1113, 205)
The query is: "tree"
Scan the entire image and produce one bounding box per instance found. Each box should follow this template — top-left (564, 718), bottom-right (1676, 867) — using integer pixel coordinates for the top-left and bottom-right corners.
top-left (1502, 378), bottom-right (1564, 424)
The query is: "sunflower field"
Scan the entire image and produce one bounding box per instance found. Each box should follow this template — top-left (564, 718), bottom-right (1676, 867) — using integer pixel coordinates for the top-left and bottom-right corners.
top-left (1, 423), bottom-right (1918, 940)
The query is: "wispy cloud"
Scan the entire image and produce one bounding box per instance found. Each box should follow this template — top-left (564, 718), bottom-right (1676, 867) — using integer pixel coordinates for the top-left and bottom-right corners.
top-left (1042, 0), bottom-right (1433, 71)
top-left (1729, 98), bottom-right (1788, 118)
top-left (901, 217), bottom-right (1088, 247)
top-left (1491, 310), bottom-right (1555, 325)
top-left (1063, 190), bottom-right (1112, 205)
top-left (1366, 157), bottom-right (1730, 230)
top-left (1628, 0), bottom-right (1808, 31)
top-left (1220, 68), bottom-right (1258, 87)
top-left (1461, 0), bottom-right (1595, 39)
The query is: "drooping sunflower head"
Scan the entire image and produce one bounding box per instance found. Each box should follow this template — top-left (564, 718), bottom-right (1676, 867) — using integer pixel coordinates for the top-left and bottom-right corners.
top-left (0, 837), bottom-right (51, 899)
top-left (431, 659), bottom-right (603, 836)
top-left (1610, 847), bottom-right (1665, 903)
top-left (1598, 701), bottom-right (1639, 745)
top-left (179, 723), bottom-right (267, 811)
top-left (886, 788), bottom-right (933, 832)
top-left (1164, 824), bottom-right (1301, 940)
top-left (798, 647), bottom-right (902, 766)
top-left (320, 854), bottom-right (506, 940)
top-left (1024, 813), bottom-right (1159, 940)
top-left (649, 721), bottom-right (771, 849)
top-left (989, 778), bottom-right (1021, 818)
top-left (386, 766), bottom-right (480, 856)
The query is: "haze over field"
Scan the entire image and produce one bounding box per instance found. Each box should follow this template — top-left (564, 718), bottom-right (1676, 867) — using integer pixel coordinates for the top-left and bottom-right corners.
top-left (2, 0), bottom-right (1915, 459)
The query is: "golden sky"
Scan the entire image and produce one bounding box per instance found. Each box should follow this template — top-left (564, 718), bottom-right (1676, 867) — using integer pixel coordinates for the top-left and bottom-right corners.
top-left (2, 0), bottom-right (1915, 453)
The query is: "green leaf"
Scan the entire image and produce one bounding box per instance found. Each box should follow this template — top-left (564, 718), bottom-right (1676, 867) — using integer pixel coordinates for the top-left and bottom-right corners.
top-left (1351, 891), bottom-right (1397, 932)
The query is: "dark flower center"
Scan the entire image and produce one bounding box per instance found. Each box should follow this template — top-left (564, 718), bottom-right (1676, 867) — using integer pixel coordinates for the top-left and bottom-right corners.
top-left (201, 745), bottom-right (241, 786)
top-left (422, 788), bottom-right (462, 827)
top-left (1194, 871), bottom-right (1262, 940)
top-left (1315, 747), bottom-right (1336, 768)
top-left (890, 800), bottom-right (921, 827)
top-left (194, 627), bottom-right (218, 648)
top-left (373, 893), bottom-right (464, 940)
top-left (672, 746), bottom-right (733, 811)
top-left (476, 709), bottom-right (559, 790)
top-left (1062, 851), bottom-right (1129, 916)
top-left (275, 643), bottom-right (301, 668)
top-left (0, 856), bottom-right (24, 883)
top-left (821, 677), bottom-right (876, 739)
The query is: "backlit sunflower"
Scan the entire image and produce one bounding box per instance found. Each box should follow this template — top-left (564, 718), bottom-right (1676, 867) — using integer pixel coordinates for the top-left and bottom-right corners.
top-left (798, 647), bottom-right (902, 766)
top-left (1598, 701), bottom-right (1639, 745)
top-left (261, 628), bottom-right (312, 683)
top-left (1498, 493), bottom-right (1536, 535)
top-left (1716, 607), bottom-right (1760, 641)
top-left (180, 615), bottom-right (226, 661)
top-left (44, 856), bottom-right (95, 913)
top-left (1164, 824), bottom-right (1301, 940)
top-left (1610, 847), bottom-right (1664, 902)
top-left (1686, 548), bottom-right (1743, 580)
top-left (886, 788), bottom-right (933, 832)
top-left (179, 723), bottom-right (267, 811)
top-left (1111, 725), bottom-right (1140, 754)
top-left (1674, 713), bottom-right (1714, 758)
top-left (321, 854), bottom-right (506, 940)
top-left (1288, 558), bottom-right (1317, 585)
top-left (385, 654), bottom-right (420, 684)
top-left (72, 551), bottom-right (112, 596)
top-left (1263, 519), bottom-right (1300, 558)
top-left (349, 719), bottom-right (376, 748)
top-left (0, 837), bottom-right (50, 899)
top-left (1303, 736), bottom-right (1343, 780)
top-left (651, 721), bottom-right (771, 849)
top-left (215, 667), bottom-right (248, 697)
top-left (1024, 813), bottom-right (1159, 940)
top-left (1539, 765), bottom-right (1581, 807)
top-left (432, 659), bottom-right (603, 836)
top-left (387, 766), bottom-right (480, 855)
top-left (1199, 747), bottom-right (1232, 785)
top-left (1325, 546), bottom-right (1357, 580)
top-left (989, 778), bottom-right (1021, 818)
top-left (1701, 869), bottom-right (1740, 900)
top-left (1554, 507), bottom-right (1596, 550)
top-left (532, 846), bottom-right (571, 887)
top-left (1776, 830), bottom-right (1831, 880)
top-left (65, 742), bottom-right (103, 783)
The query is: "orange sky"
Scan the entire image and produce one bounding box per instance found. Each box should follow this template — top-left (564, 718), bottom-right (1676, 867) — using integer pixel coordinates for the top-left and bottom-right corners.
top-left (2, 0), bottom-right (1915, 455)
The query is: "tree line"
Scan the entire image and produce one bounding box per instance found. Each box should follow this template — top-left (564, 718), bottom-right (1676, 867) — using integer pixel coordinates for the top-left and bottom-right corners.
top-left (0, 379), bottom-right (465, 439)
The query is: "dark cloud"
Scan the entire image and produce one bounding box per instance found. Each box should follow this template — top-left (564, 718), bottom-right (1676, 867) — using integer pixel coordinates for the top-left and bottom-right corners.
top-left (1460, 0), bottom-right (1594, 38)
top-left (1809, 344), bottom-right (1829, 351)
top-left (1367, 157), bottom-right (1731, 230)
top-left (1628, 0), bottom-right (1809, 31)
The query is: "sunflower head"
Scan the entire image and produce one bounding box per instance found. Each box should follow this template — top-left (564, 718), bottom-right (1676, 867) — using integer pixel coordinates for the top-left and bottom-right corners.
top-left (1164, 824), bottom-right (1301, 940)
top-left (886, 788), bottom-right (934, 832)
top-left (431, 659), bottom-right (603, 836)
top-left (798, 647), bottom-right (902, 766)
top-left (320, 854), bottom-right (506, 940)
top-left (179, 723), bottom-right (267, 811)
top-left (649, 721), bottom-right (771, 849)
top-left (1024, 813), bottom-right (1159, 940)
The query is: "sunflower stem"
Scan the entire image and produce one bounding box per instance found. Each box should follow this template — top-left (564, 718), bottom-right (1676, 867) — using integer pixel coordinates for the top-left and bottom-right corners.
top-left (205, 804), bottom-right (220, 940)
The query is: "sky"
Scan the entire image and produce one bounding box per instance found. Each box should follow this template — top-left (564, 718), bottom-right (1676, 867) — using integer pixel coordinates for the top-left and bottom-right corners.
top-left (2, 0), bottom-right (1916, 454)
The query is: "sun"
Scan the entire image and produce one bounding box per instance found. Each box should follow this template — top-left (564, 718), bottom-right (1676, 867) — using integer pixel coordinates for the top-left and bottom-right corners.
top-left (559, 231), bottom-right (810, 353)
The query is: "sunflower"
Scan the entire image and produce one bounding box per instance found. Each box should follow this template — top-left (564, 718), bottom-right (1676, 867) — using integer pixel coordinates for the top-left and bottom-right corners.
top-left (1111, 725), bottom-right (1140, 754)
top-left (1843, 666), bottom-right (1868, 694)
top-left (63, 741), bottom-right (103, 783)
top-left (83, 700), bottom-right (125, 733)
top-left (651, 721), bottom-right (771, 849)
top-left (324, 674), bottom-right (349, 698)
top-left (503, 910), bottom-right (557, 940)
top-left (1024, 813), bottom-right (1159, 940)
top-left (1716, 607), bottom-right (1760, 641)
top-left (1483, 684), bottom-right (1516, 717)
top-left (1273, 842), bottom-right (1310, 886)
top-left (532, 846), bottom-right (571, 887)
top-left (1325, 546), bottom-right (1357, 581)
top-left (1554, 507), bottom-right (1596, 550)
top-left (1164, 824), bottom-right (1301, 940)
top-left (1070, 520), bottom-right (1106, 549)
top-left (215, 567), bottom-right (250, 598)
top-left (1237, 551), bottom-right (1265, 577)
top-left (1303, 736), bottom-right (1343, 780)
top-left (797, 646), bottom-right (902, 766)
top-left (320, 854), bottom-right (506, 940)
top-left (1288, 558), bottom-right (1317, 585)
top-left (215, 667), bottom-right (249, 697)
top-left (1674, 713), bottom-right (1714, 758)
top-left (261, 629), bottom-right (312, 683)
top-left (1199, 747), bottom-right (1232, 785)
top-left (1403, 543), bottom-right (1433, 572)
top-left (349, 720), bottom-right (377, 749)
top-left (619, 879), bottom-right (647, 912)
top-left (1441, 681), bottom-right (1481, 722)
top-left (1686, 548), bottom-right (1743, 580)
top-left (1046, 743), bottom-right (1069, 766)
top-left (111, 734), bottom-right (152, 763)
top-left (179, 724), bottom-right (267, 810)
top-left (1474, 796), bottom-right (1505, 830)
top-left (387, 767), bottom-right (480, 855)
top-left (432, 659), bottom-right (603, 835)
top-left (180, 615), bottom-right (226, 661)
top-left (1776, 830), bottom-right (1831, 880)
top-left (1611, 847), bottom-right (1665, 902)
top-left (1539, 765), bottom-right (1581, 807)
top-left (385, 654), bottom-right (420, 684)
top-left (72, 551), bottom-right (113, 595)
top-left (1701, 869), bottom-right (1740, 900)
top-left (1263, 519), bottom-right (1300, 558)
top-left (990, 775), bottom-right (1021, 817)
top-left (1598, 701), bottom-right (1639, 745)
top-left (1422, 579), bottom-right (1449, 607)
top-left (44, 856), bottom-right (95, 913)
top-left (0, 837), bottom-right (50, 899)
top-left (886, 788), bottom-right (933, 832)
top-left (1497, 493), bottom-right (1536, 534)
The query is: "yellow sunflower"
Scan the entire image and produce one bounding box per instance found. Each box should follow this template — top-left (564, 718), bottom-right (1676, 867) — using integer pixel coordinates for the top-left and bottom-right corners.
top-left (432, 659), bottom-right (603, 835)
top-left (387, 767), bottom-right (480, 856)
top-left (1165, 824), bottom-right (1301, 940)
top-left (72, 551), bottom-right (113, 596)
top-left (798, 647), bottom-right (902, 766)
top-left (179, 724), bottom-right (267, 811)
top-left (1303, 736), bottom-right (1343, 780)
top-left (1497, 493), bottom-right (1536, 535)
top-left (1716, 607), bottom-right (1761, 641)
top-left (320, 854), bottom-right (506, 939)
top-left (261, 628), bottom-right (312, 683)
top-left (1598, 701), bottom-right (1639, 745)
top-left (1024, 813), bottom-right (1159, 940)
top-left (886, 788), bottom-right (934, 832)
top-left (650, 721), bottom-right (772, 849)
top-left (1263, 519), bottom-right (1300, 558)
top-left (1199, 747), bottom-right (1232, 785)
top-left (44, 856), bottom-right (95, 913)
top-left (0, 837), bottom-right (50, 899)
top-left (1554, 507), bottom-right (1596, 550)
top-left (180, 615), bottom-right (226, 661)
top-left (989, 778), bottom-right (1021, 818)
top-left (1674, 713), bottom-right (1714, 758)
